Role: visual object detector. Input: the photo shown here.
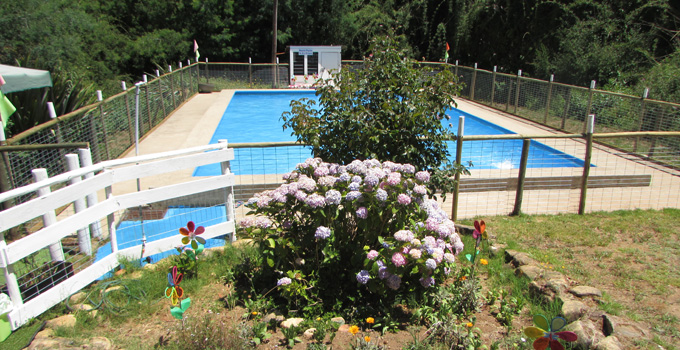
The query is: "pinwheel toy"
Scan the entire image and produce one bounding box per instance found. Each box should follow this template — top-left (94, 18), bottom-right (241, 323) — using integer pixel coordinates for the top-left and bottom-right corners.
top-left (170, 298), bottom-right (191, 320)
top-left (164, 266), bottom-right (184, 306)
top-left (473, 220), bottom-right (487, 241)
top-left (524, 315), bottom-right (577, 350)
top-left (180, 221), bottom-right (206, 249)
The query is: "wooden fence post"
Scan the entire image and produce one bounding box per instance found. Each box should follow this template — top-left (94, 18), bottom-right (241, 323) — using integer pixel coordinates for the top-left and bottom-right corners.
top-left (121, 82), bottom-right (135, 144)
top-left (561, 87), bottom-right (572, 130)
top-left (31, 169), bottom-right (66, 262)
top-left (155, 70), bottom-right (166, 118)
top-left (470, 63), bottom-right (477, 100)
top-left (544, 75), bottom-right (554, 124)
top-left (178, 62), bottom-right (185, 102)
top-left (583, 80), bottom-right (596, 133)
top-left (513, 70), bottom-right (522, 114)
top-left (634, 88), bottom-right (649, 153)
top-left (143, 75), bottom-right (152, 131)
top-left (452, 116), bottom-right (464, 221)
top-left (578, 115), bottom-right (595, 215)
top-left (65, 154), bottom-right (92, 255)
top-left (96, 91), bottom-right (111, 160)
top-left (511, 139), bottom-right (531, 215)
top-left (169, 65), bottom-right (176, 109)
top-left (490, 66), bottom-right (497, 107)
top-left (454, 60), bottom-right (459, 81)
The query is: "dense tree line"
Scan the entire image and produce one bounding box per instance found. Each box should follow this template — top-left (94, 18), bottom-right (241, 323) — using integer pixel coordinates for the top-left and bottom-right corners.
top-left (1, 0), bottom-right (679, 134)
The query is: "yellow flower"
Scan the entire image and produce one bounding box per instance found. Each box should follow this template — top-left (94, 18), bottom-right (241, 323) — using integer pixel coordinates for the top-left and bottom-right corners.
top-left (466, 322), bottom-right (473, 328)
top-left (316, 317), bottom-right (321, 321)
top-left (366, 317), bottom-right (375, 324)
top-left (480, 258), bottom-right (488, 265)
top-left (364, 336), bottom-right (371, 342)
top-left (348, 325), bottom-right (360, 335)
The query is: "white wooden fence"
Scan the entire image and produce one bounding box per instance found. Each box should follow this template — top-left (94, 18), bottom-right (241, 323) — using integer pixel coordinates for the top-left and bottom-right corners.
top-left (0, 141), bottom-right (236, 330)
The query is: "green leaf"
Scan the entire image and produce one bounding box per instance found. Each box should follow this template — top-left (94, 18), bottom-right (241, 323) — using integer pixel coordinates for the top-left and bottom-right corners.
top-left (266, 257), bottom-right (274, 267)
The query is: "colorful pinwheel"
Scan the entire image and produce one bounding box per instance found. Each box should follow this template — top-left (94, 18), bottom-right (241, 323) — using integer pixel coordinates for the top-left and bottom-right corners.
top-left (524, 315), bottom-right (577, 350)
top-left (170, 297), bottom-right (191, 320)
top-left (473, 220), bottom-right (487, 242)
top-left (164, 266), bottom-right (184, 306)
top-left (180, 221), bottom-right (206, 249)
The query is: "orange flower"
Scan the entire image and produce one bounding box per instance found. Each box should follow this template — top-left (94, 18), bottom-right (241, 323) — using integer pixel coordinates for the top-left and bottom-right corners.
top-left (460, 276), bottom-right (467, 281)
top-left (251, 311), bottom-right (258, 316)
top-left (480, 258), bottom-right (488, 265)
top-left (348, 325), bottom-right (360, 335)
top-left (366, 317), bottom-right (375, 324)
top-left (466, 322), bottom-right (473, 328)
top-left (364, 336), bottom-right (371, 342)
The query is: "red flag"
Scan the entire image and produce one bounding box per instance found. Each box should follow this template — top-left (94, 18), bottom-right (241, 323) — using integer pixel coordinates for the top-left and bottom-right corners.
top-left (446, 42), bottom-right (450, 51)
top-left (193, 40), bottom-right (199, 52)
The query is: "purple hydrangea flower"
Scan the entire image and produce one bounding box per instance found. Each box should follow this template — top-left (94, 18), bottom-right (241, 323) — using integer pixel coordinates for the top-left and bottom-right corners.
top-left (356, 270), bottom-right (370, 285)
top-left (298, 176), bottom-right (317, 192)
top-left (378, 266), bottom-right (388, 279)
top-left (452, 235), bottom-right (464, 255)
top-left (277, 277), bottom-right (292, 286)
top-left (348, 182), bottom-right (361, 191)
top-left (386, 274), bottom-right (402, 290)
top-left (325, 190), bottom-right (342, 205)
top-left (409, 249), bottom-right (422, 259)
top-left (425, 258), bottom-right (437, 270)
top-left (394, 230), bottom-right (414, 242)
top-left (305, 194), bottom-right (325, 208)
top-left (318, 175), bottom-right (337, 187)
top-left (314, 166), bottom-right (330, 177)
top-left (255, 217), bottom-right (273, 228)
top-left (356, 207), bottom-right (368, 219)
top-left (257, 196), bottom-right (273, 208)
top-left (392, 252), bottom-right (407, 267)
top-left (345, 191), bottom-right (363, 201)
top-left (376, 260), bottom-right (385, 267)
top-left (365, 174), bottom-right (379, 187)
top-left (351, 175), bottom-right (363, 183)
top-left (431, 248), bottom-right (444, 263)
top-left (347, 160), bottom-right (367, 174)
top-left (415, 171), bottom-right (431, 182)
top-left (419, 276), bottom-right (435, 288)
top-left (294, 190), bottom-right (308, 201)
top-left (444, 253), bottom-right (455, 263)
top-left (414, 185), bottom-right (427, 196)
top-left (338, 173), bottom-right (351, 182)
top-left (367, 250), bottom-right (379, 260)
top-left (387, 173), bottom-right (401, 186)
top-left (402, 164), bottom-right (416, 174)
top-left (376, 189), bottom-right (388, 202)
top-left (315, 226), bottom-right (332, 239)
top-left (397, 193), bottom-right (411, 205)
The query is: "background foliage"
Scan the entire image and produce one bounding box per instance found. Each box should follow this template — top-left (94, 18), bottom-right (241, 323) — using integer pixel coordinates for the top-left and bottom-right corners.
top-left (0, 0), bottom-right (679, 135)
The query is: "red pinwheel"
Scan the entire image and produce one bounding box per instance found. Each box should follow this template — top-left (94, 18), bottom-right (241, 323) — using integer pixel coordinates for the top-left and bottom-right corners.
top-left (164, 266), bottom-right (184, 306)
top-left (180, 221), bottom-right (205, 249)
top-left (524, 315), bottom-right (577, 350)
top-left (473, 220), bottom-right (487, 240)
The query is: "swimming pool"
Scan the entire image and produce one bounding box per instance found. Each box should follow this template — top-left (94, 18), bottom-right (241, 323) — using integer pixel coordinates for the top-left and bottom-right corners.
top-left (193, 91), bottom-right (585, 176)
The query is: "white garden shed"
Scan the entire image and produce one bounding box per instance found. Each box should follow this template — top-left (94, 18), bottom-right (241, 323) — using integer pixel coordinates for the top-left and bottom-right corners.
top-left (288, 45), bottom-right (341, 87)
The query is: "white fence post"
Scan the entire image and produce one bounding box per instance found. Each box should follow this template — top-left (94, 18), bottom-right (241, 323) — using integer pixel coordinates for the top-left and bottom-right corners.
top-left (218, 140), bottom-right (236, 242)
top-left (64, 154), bottom-right (93, 256)
top-left (31, 169), bottom-right (66, 262)
top-left (0, 238), bottom-right (23, 310)
top-left (78, 148), bottom-right (104, 239)
top-left (105, 181), bottom-right (118, 254)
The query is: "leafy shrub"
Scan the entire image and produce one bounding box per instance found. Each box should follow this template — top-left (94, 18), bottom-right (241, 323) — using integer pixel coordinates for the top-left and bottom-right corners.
top-left (240, 158), bottom-right (465, 315)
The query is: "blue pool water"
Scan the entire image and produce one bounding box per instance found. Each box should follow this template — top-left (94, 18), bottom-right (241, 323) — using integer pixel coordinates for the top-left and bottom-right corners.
top-left (193, 91), bottom-right (585, 175)
top-left (93, 206), bottom-right (228, 278)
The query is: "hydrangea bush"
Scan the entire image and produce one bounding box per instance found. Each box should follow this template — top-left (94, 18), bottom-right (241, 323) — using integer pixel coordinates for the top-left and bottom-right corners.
top-left (240, 158), bottom-right (464, 311)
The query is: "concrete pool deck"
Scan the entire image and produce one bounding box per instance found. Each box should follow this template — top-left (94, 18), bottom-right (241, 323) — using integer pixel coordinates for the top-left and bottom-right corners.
top-left (111, 89), bottom-right (680, 219)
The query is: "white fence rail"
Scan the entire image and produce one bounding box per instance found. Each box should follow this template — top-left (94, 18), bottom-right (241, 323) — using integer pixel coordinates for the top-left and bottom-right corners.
top-left (0, 141), bottom-right (236, 330)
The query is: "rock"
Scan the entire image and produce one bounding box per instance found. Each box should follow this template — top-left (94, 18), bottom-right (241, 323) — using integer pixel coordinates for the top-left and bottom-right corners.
top-left (546, 276), bottom-right (570, 295)
top-left (337, 324), bottom-right (350, 332)
top-left (565, 319), bottom-right (604, 349)
top-left (594, 336), bottom-right (623, 350)
top-left (45, 314), bottom-right (76, 329)
top-left (489, 245), bottom-right (500, 257)
top-left (263, 313), bottom-right (285, 324)
top-left (69, 292), bottom-right (87, 304)
top-left (232, 238), bottom-right (254, 248)
top-left (505, 250), bottom-right (536, 267)
top-left (28, 338), bottom-right (62, 350)
top-left (517, 265), bottom-right (542, 281)
top-left (142, 263), bottom-right (158, 271)
top-left (330, 316), bottom-right (345, 325)
top-left (562, 300), bottom-right (588, 322)
top-left (303, 328), bottom-right (317, 339)
top-left (86, 336), bottom-right (113, 350)
top-left (104, 285), bottom-right (123, 294)
top-left (114, 269), bottom-right (126, 276)
top-left (281, 317), bottom-right (304, 329)
top-left (73, 304), bottom-right (98, 318)
top-left (34, 329), bottom-right (53, 339)
top-left (125, 271), bottom-right (143, 280)
top-left (602, 314), bottom-right (650, 339)
top-left (570, 285), bottom-right (603, 298)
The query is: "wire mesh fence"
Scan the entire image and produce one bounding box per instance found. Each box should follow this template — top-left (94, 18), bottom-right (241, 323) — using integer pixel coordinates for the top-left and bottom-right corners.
top-left (198, 62), bottom-right (290, 89)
